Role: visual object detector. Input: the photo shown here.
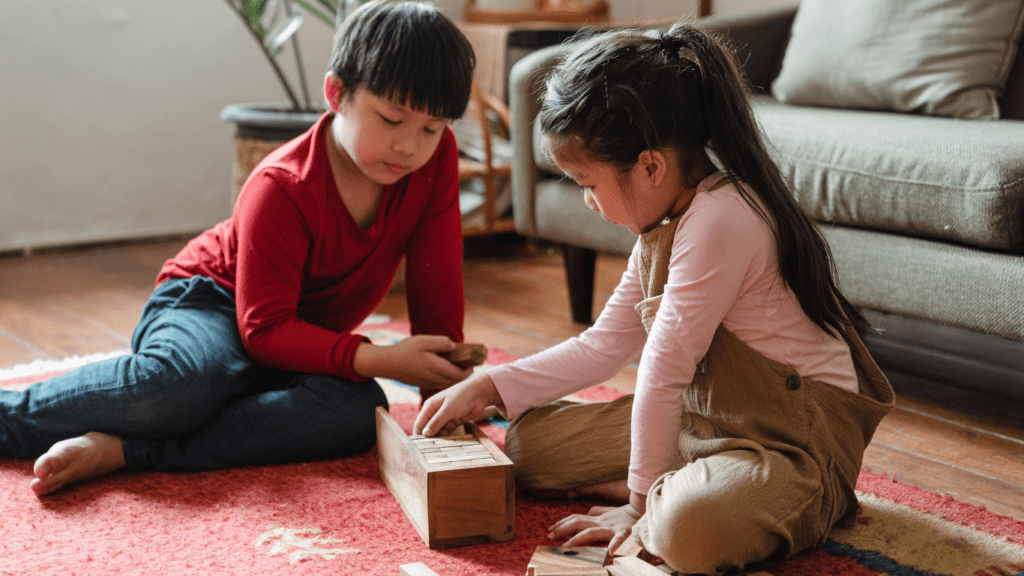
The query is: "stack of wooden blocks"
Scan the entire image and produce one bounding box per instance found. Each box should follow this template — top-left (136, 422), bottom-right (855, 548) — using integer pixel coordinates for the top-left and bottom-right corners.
top-left (376, 407), bottom-right (514, 549)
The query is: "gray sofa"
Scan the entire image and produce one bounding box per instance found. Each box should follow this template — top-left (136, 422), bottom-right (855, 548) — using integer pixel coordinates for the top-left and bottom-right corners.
top-left (508, 6), bottom-right (1024, 396)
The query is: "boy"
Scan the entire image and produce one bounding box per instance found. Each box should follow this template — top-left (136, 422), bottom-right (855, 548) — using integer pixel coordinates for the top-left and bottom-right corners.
top-left (2, 0), bottom-right (477, 496)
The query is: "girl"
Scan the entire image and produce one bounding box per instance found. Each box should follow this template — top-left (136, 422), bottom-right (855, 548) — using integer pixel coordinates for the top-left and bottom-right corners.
top-left (1, 0), bottom-right (476, 496)
top-left (415, 24), bottom-right (894, 575)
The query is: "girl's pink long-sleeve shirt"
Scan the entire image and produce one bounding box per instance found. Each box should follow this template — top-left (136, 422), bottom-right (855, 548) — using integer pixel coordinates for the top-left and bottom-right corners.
top-left (489, 179), bottom-right (857, 495)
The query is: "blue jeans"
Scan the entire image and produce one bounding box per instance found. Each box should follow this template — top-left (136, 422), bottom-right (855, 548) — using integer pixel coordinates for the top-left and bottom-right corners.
top-left (0, 276), bottom-right (388, 470)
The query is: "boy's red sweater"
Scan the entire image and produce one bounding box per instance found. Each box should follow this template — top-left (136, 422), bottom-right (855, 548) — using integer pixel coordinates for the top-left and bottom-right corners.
top-left (157, 113), bottom-right (465, 380)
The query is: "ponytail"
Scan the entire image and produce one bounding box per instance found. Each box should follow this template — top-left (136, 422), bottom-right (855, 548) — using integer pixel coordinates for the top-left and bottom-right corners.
top-left (540, 24), bottom-right (865, 339)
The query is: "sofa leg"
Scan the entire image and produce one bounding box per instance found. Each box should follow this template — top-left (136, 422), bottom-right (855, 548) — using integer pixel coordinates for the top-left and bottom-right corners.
top-left (562, 244), bottom-right (596, 324)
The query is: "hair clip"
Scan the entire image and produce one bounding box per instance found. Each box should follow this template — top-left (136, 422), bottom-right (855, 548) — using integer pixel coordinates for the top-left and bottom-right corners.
top-left (653, 31), bottom-right (703, 78)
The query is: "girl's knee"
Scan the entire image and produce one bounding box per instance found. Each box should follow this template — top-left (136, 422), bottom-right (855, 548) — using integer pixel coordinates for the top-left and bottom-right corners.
top-left (504, 399), bottom-right (631, 494)
top-left (644, 495), bottom-right (736, 574)
top-left (503, 408), bottom-right (567, 494)
top-left (643, 472), bottom-right (785, 575)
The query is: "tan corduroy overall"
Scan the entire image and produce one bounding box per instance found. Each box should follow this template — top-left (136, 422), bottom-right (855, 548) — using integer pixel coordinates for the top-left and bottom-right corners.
top-left (504, 215), bottom-right (895, 575)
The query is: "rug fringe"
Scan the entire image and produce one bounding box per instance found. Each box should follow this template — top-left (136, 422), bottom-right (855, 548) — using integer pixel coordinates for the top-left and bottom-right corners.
top-left (0, 349), bottom-right (131, 379)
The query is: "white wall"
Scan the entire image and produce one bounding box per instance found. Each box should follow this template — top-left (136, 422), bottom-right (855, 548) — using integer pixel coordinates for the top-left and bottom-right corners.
top-left (0, 0), bottom-right (791, 253)
top-left (0, 1), bottom-right (335, 253)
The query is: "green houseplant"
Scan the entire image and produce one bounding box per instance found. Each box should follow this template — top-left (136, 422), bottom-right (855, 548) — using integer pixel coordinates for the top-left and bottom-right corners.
top-left (218, 0), bottom-right (350, 202)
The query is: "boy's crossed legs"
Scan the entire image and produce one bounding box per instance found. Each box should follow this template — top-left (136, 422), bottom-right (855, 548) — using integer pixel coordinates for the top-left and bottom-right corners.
top-left (2, 276), bottom-right (386, 495)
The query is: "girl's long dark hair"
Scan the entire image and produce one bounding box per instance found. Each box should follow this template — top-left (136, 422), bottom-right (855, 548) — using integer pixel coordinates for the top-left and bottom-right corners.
top-left (539, 24), bottom-right (865, 339)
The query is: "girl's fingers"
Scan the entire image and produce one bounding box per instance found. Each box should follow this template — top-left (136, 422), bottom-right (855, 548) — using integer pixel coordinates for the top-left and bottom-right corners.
top-left (607, 531), bottom-right (630, 556)
top-left (563, 527), bottom-right (613, 547)
top-left (548, 514), bottom-right (598, 539)
top-left (413, 403), bottom-right (435, 435)
top-left (414, 396), bottom-right (447, 436)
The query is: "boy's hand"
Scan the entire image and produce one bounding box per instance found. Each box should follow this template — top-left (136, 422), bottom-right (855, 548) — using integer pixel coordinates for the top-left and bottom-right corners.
top-left (414, 372), bottom-right (503, 437)
top-left (354, 336), bottom-right (472, 390)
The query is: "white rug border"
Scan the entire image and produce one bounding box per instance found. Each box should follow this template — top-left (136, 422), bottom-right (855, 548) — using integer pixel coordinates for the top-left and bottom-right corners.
top-left (0, 350), bottom-right (132, 380)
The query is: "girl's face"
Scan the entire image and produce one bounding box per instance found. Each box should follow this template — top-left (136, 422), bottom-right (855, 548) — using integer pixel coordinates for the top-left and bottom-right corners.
top-left (553, 154), bottom-right (646, 235)
top-left (327, 77), bottom-right (448, 187)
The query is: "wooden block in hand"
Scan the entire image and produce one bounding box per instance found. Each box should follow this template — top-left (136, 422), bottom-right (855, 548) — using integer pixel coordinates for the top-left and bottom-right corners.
top-left (376, 407), bottom-right (514, 549)
top-left (399, 562), bottom-right (441, 576)
top-left (526, 546), bottom-right (610, 575)
top-left (438, 342), bottom-right (488, 369)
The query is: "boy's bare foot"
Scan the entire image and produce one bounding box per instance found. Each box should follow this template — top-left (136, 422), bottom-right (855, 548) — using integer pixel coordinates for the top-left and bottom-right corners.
top-left (567, 479), bottom-right (631, 504)
top-left (30, 432), bottom-right (126, 496)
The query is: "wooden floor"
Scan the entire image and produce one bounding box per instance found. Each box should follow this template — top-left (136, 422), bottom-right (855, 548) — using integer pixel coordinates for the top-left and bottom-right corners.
top-left (1, 235), bottom-right (1022, 521)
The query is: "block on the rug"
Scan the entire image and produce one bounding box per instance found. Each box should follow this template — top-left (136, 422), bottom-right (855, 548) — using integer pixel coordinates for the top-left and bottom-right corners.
top-left (437, 342), bottom-right (488, 369)
top-left (376, 407), bottom-right (514, 549)
top-left (613, 537), bottom-right (645, 558)
top-left (399, 562), bottom-right (441, 576)
top-left (606, 556), bottom-right (668, 576)
top-left (526, 546), bottom-right (610, 575)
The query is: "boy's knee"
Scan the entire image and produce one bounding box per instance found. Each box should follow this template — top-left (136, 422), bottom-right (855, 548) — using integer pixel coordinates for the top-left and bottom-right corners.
top-left (303, 376), bottom-right (388, 456)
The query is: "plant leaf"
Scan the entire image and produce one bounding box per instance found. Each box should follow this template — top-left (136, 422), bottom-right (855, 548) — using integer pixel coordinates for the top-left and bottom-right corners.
top-left (265, 10), bottom-right (305, 51)
top-left (240, 0), bottom-right (269, 29)
top-left (292, 0), bottom-right (335, 26)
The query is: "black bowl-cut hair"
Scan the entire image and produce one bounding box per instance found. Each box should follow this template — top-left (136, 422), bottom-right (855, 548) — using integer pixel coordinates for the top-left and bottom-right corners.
top-left (328, 0), bottom-right (475, 119)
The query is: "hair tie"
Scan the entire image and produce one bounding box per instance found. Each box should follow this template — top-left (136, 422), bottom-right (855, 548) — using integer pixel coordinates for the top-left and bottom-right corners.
top-left (659, 33), bottom-right (703, 78)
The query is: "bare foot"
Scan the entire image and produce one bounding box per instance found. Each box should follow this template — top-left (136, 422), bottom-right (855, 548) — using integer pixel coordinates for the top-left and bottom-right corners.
top-left (30, 432), bottom-right (126, 496)
top-left (567, 479), bottom-right (631, 504)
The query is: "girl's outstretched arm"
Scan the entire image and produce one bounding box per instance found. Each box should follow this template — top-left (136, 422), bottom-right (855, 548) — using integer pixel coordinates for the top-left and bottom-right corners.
top-left (414, 371), bottom-right (505, 436)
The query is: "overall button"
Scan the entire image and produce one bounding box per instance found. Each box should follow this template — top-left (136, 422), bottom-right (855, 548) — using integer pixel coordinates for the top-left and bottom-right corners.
top-left (785, 375), bottom-right (801, 390)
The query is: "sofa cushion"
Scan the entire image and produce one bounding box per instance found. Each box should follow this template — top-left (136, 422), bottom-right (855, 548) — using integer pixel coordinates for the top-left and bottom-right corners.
top-left (771, 0), bottom-right (1024, 119)
top-left (753, 96), bottom-right (1024, 251)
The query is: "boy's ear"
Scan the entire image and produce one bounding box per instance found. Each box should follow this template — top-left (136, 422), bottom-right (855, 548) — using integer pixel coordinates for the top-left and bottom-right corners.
top-left (324, 73), bottom-right (346, 112)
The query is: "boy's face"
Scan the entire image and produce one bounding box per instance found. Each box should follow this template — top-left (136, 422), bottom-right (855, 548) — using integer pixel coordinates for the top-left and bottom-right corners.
top-left (326, 74), bottom-right (448, 187)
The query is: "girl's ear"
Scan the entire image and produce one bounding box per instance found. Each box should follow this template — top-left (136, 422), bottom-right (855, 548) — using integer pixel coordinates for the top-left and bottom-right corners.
top-left (636, 150), bottom-right (668, 187)
top-left (324, 73), bottom-right (346, 112)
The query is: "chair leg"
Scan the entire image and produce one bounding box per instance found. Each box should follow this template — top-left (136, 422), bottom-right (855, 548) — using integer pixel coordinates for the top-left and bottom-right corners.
top-left (561, 244), bottom-right (596, 324)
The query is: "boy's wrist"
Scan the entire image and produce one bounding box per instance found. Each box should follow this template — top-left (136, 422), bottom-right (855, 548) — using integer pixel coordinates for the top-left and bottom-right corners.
top-left (353, 342), bottom-right (386, 379)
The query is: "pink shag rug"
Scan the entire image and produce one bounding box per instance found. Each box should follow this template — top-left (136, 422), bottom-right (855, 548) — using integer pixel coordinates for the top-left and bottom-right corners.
top-left (1, 321), bottom-right (1022, 576)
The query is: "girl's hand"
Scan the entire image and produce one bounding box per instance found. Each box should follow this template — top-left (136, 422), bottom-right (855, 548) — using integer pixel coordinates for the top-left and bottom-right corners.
top-left (547, 503), bottom-right (641, 555)
top-left (413, 372), bottom-right (503, 437)
top-left (354, 335), bottom-right (472, 390)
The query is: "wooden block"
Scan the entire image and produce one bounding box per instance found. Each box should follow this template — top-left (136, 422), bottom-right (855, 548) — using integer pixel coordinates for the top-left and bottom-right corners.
top-left (613, 537), bottom-right (645, 558)
top-left (376, 407), bottom-right (514, 549)
top-left (438, 342), bottom-right (488, 369)
top-left (399, 562), bottom-right (441, 576)
top-left (607, 556), bottom-right (665, 576)
top-left (526, 546), bottom-right (610, 575)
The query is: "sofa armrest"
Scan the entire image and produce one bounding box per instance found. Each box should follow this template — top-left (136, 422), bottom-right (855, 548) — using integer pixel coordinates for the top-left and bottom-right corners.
top-left (509, 43), bottom-right (568, 236)
top-left (701, 4), bottom-right (797, 93)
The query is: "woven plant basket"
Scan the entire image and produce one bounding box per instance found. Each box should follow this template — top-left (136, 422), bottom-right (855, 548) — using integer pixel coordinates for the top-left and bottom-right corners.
top-left (221, 103), bottom-right (322, 206)
top-left (230, 135), bottom-right (294, 205)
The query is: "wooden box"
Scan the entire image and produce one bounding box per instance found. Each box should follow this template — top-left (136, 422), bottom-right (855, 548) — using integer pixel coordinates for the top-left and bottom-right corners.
top-left (375, 407), bottom-right (515, 548)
